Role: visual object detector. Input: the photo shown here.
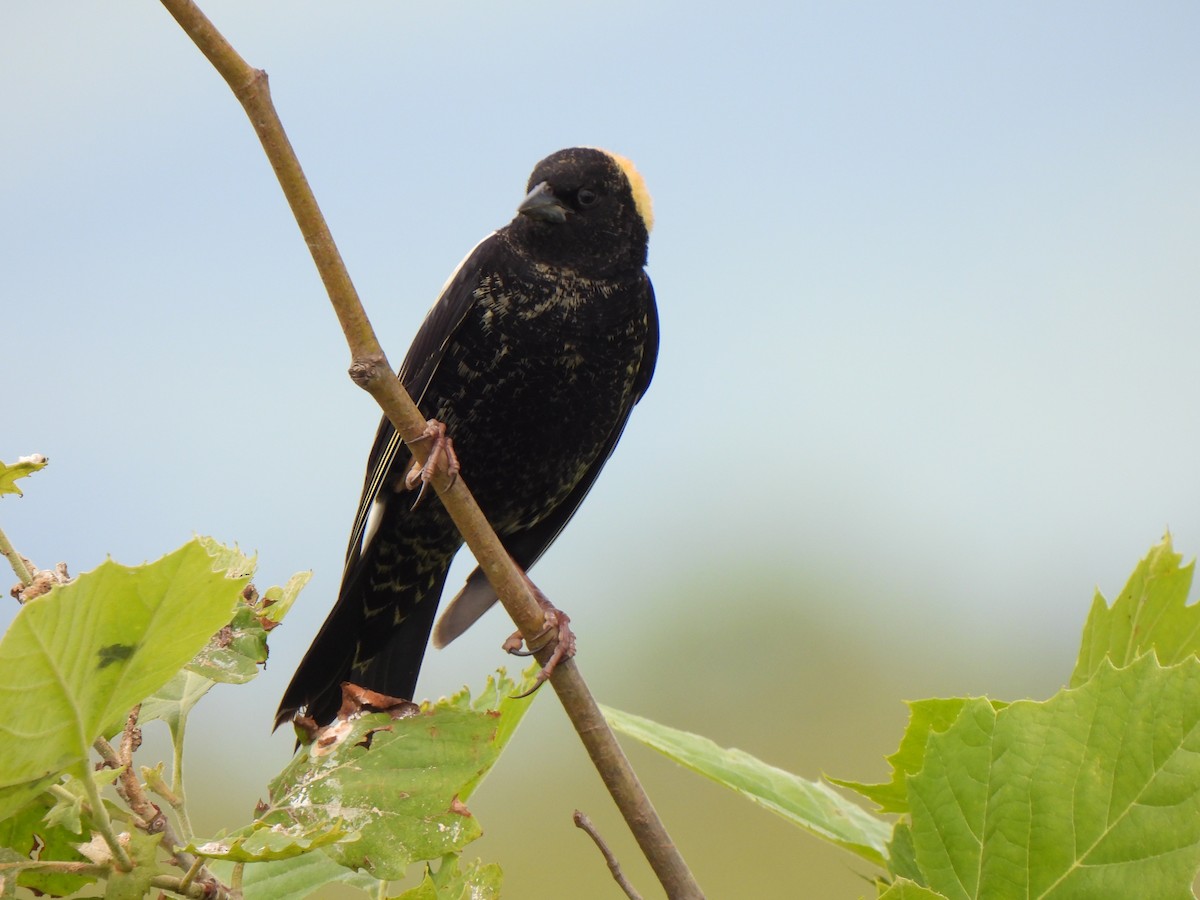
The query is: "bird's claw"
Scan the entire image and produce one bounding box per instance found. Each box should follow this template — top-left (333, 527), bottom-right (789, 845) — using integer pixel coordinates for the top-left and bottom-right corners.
top-left (405, 419), bottom-right (460, 509)
top-left (505, 606), bottom-right (575, 698)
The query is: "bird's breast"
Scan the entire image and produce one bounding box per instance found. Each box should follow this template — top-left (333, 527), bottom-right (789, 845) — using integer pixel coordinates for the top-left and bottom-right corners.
top-left (421, 270), bottom-right (650, 531)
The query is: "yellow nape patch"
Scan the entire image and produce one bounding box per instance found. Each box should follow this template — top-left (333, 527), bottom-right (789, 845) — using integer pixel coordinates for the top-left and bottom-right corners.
top-left (602, 150), bottom-right (655, 233)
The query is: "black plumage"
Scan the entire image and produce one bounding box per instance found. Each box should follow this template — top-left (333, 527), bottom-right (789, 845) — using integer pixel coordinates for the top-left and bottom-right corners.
top-left (277, 148), bottom-right (658, 727)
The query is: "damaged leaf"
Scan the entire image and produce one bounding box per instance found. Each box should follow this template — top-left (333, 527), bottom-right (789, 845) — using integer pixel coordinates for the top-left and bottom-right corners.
top-left (0, 455), bottom-right (47, 499)
top-left (199, 668), bottom-right (538, 881)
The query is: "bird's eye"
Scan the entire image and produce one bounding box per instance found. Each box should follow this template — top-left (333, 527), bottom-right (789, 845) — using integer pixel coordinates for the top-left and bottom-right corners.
top-left (576, 188), bottom-right (599, 208)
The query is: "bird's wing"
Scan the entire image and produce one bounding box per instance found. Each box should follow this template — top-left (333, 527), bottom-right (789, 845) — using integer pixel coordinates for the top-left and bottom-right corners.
top-left (431, 274), bottom-right (659, 647)
top-left (341, 233), bottom-right (500, 574)
top-left (274, 234), bottom-right (500, 727)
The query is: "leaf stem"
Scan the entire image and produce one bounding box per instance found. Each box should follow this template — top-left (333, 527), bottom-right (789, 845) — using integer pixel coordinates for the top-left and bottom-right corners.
top-left (171, 715), bottom-right (195, 840)
top-left (177, 855), bottom-right (205, 893)
top-left (76, 759), bottom-right (135, 871)
top-left (0, 522), bottom-right (33, 586)
top-left (47, 782), bottom-right (78, 805)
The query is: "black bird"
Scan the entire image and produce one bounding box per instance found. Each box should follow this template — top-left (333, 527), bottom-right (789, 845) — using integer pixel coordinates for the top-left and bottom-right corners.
top-left (277, 148), bottom-right (658, 727)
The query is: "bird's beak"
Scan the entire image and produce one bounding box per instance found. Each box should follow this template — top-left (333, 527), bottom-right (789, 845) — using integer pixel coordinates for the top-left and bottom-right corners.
top-left (518, 181), bottom-right (570, 223)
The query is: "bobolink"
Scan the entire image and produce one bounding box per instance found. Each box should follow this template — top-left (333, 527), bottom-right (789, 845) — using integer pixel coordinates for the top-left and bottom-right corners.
top-left (277, 148), bottom-right (658, 727)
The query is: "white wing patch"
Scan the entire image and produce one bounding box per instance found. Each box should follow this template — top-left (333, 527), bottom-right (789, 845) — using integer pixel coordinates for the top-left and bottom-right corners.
top-left (361, 496), bottom-right (388, 554)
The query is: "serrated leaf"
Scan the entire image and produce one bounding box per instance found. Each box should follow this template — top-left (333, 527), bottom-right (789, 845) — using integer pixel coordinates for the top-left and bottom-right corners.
top-left (0, 539), bottom-right (247, 819)
top-left (190, 819), bottom-right (353, 863)
top-left (833, 699), bottom-right (971, 814)
top-left (1072, 534), bottom-right (1200, 686)
top-left (602, 705), bottom-right (890, 867)
top-left (395, 856), bottom-right (502, 900)
top-left (42, 784), bottom-right (83, 836)
top-left (0, 790), bottom-right (92, 897)
top-left (259, 571), bottom-right (311, 625)
top-left (101, 830), bottom-right (163, 900)
top-left (432, 856), bottom-right (502, 899)
top-left (209, 668), bottom-right (537, 881)
top-left (907, 656), bottom-right (1200, 899)
top-left (186, 602), bottom-right (269, 685)
top-left (877, 878), bottom-right (951, 899)
top-left (0, 455), bottom-right (47, 498)
top-left (140, 568), bottom-right (309, 738)
top-left (887, 821), bottom-right (922, 884)
top-left (395, 871), bottom-right (439, 900)
top-left (196, 535), bottom-right (256, 579)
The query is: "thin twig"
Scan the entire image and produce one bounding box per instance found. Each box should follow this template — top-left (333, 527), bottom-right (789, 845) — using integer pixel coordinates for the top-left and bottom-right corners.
top-left (155, 3), bottom-right (702, 897)
top-left (152, 872), bottom-right (229, 899)
top-left (118, 705), bottom-right (143, 768)
top-left (94, 735), bottom-right (163, 834)
top-left (94, 734), bottom-right (228, 898)
top-left (575, 810), bottom-right (644, 900)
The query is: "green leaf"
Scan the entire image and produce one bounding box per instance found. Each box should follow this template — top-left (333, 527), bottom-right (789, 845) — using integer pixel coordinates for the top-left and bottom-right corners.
top-left (601, 705), bottom-right (890, 868)
top-left (196, 668), bottom-right (538, 882)
top-left (259, 571), bottom-right (311, 626)
top-left (0, 455), bottom-right (47, 498)
top-left (0, 790), bottom-right (93, 897)
top-left (907, 656), bottom-right (1200, 899)
top-left (887, 821), bottom-right (922, 885)
top-left (0, 539), bottom-right (247, 819)
top-left (877, 878), bottom-right (951, 899)
top-left (138, 670), bottom-right (218, 737)
top-left (195, 535), bottom-right (256, 579)
top-left (0, 847), bottom-right (24, 898)
top-left (833, 698), bottom-right (973, 814)
top-left (395, 856), bottom-right (502, 900)
top-left (139, 566), bottom-right (309, 737)
top-left (101, 830), bottom-right (163, 900)
top-left (184, 601), bottom-right (269, 685)
top-left (211, 850), bottom-right (380, 900)
top-left (1072, 534), bottom-right (1200, 686)
top-left (191, 819), bottom-right (353, 863)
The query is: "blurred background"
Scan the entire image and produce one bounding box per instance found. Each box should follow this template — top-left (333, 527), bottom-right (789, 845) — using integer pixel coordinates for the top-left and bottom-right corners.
top-left (4, 2), bottom-right (1199, 896)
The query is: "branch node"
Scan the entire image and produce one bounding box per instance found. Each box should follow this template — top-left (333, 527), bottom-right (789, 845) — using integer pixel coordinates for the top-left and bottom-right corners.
top-left (348, 354), bottom-right (389, 389)
top-left (239, 66), bottom-right (267, 98)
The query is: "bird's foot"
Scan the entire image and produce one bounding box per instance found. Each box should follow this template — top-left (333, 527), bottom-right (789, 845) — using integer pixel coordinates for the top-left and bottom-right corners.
top-left (405, 418), bottom-right (460, 509)
top-left (503, 579), bottom-right (575, 697)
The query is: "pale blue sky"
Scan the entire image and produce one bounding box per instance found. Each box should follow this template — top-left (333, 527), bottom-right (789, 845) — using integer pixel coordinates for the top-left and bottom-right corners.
top-left (4, 3), bottom-right (1200, 895)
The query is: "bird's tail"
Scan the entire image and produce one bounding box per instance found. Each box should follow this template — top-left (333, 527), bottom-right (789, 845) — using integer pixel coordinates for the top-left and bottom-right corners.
top-left (275, 541), bottom-right (454, 729)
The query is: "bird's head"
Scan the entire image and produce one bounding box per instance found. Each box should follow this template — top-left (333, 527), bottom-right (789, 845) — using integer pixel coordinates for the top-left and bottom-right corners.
top-left (510, 147), bottom-right (653, 276)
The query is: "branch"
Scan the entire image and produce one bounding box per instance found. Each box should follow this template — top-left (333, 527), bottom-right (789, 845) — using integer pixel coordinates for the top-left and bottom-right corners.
top-left (94, 731), bottom-right (229, 900)
top-left (156, 2), bottom-right (702, 897)
top-left (575, 810), bottom-right (644, 900)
